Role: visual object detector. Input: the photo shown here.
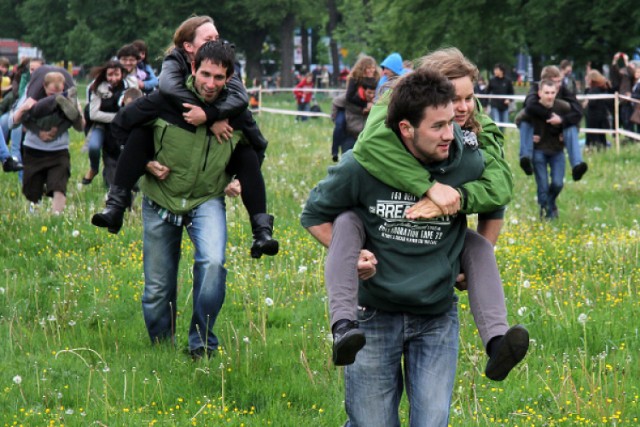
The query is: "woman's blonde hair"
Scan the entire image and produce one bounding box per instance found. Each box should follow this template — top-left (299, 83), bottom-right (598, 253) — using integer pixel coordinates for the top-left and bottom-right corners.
top-left (417, 47), bottom-right (481, 134)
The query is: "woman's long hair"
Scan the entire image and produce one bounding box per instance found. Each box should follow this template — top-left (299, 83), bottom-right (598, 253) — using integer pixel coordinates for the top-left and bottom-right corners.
top-left (89, 60), bottom-right (126, 93)
top-left (348, 55), bottom-right (380, 85)
top-left (418, 47), bottom-right (482, 134)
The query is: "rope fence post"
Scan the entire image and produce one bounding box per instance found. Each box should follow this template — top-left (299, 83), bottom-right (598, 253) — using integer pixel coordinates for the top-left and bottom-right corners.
top-left (614, 92), bottom-right (620, 154)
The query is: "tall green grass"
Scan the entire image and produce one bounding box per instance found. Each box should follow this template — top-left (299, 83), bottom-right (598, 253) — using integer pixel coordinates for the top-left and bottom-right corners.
top-left (0, 108), bottom-right (638, 426)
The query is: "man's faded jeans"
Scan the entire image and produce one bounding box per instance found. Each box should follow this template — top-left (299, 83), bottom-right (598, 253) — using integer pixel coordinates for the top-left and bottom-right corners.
top-left (142, 197), bottom-right (227, 352)
top-left (344, 304), bottom-right (459, 427)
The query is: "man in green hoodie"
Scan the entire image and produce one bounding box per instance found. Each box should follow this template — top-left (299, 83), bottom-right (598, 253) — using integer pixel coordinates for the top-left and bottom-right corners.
top-left (302, 68), bottom-right (489, 426)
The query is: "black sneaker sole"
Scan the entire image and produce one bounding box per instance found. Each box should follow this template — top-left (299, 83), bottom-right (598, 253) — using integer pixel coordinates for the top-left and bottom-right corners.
top-left (333, 329), bottom-right (366, 366)
top-left (485, 325), bottom-right (529, 381)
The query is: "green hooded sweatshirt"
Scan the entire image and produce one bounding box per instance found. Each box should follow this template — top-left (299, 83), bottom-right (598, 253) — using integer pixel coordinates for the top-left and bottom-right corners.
top-left (353, 96), bottom-right (512, 214)
top-left (301, 120), bottom-right (485, 315)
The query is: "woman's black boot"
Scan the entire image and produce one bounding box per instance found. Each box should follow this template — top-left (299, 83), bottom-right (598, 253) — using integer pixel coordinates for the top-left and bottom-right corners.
top-left (250, 214), bottom-right (279, 258)
top-left (91, 186), bottom-right (131, 234)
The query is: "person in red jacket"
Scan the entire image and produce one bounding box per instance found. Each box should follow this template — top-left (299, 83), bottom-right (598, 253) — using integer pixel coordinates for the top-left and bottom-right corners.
top-left (294, 73), bottom-right (314, 122)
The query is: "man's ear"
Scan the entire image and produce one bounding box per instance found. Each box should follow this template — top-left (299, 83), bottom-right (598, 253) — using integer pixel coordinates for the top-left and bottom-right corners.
top-left (398, 119), bottom-right (414, 140)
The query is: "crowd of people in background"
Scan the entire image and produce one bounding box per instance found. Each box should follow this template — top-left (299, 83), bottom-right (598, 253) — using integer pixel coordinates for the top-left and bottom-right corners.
top-left (0, 39), bottom-right (159, 213)
top-left (2, 44), bottom-right (640, 220)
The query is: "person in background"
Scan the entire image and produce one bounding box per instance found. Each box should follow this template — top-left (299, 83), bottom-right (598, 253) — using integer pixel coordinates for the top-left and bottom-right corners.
top-left (529, 80), bottom-right (571, 220)
top-left (610, 52), bottom-right (636, 132)
top-left (294, 72), bottom-right (314, 122)
top-left (559, 59), bottom-right (578, 95)
top-left (375, 52), bottom-right (406, 98)
top-left (81, 60), bottom-right (131, 186)
top-left (518, 65), bottom-right (588, 181)
top-left (331, 55), bottom-right (379, 161)
top-left (474, 75), bottom-right (489, 110)
top-left (131, 39), bottom-right (159, 94)
top-left (486, 63), bottom-right (514, 132)
top-left (583, 69), bottom-right (613, 150)
top-left (10, 66), bottom-right (82, 214)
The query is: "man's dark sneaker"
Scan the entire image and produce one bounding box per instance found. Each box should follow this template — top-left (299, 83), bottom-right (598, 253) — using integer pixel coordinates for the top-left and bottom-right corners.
top-left (539, 206), bottom-right (546, 219)
top-left (2, 156), bottom-right (23, 172)
top-left (485, 325), bottom-right (529, 381)
top-left (189, 347), bottom-right (215, 361)
top-left (519, 157), bottom-right (533, 175)
top-left (332, 320), bottom-right (366, 366)
top-left (546, 205), bottom-right (559, 220)
top-left (572, 162), bottom-right (588, 181)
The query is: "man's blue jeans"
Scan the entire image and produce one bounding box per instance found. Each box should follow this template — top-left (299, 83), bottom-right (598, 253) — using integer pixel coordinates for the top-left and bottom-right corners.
top-left (142, 197), bottom-right (227, 352)
top-left (520, 121), bottom-right (582, 167)
top-left (331, 109), bottom-right (356, 158)
top-left (0, 128), bottom-right (10, 162)
top-left (490, 107), bottom-right (510, 129)
top-left (533, 150), bottom-right (565, 215)
top-left (87, 125), bottom-right (105, 172)
top-left (344, 304), bottom-right (459, 427)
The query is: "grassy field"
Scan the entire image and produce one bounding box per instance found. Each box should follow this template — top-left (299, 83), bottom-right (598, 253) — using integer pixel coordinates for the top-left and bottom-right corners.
top-left (0, 104), bottom-right (639, 426)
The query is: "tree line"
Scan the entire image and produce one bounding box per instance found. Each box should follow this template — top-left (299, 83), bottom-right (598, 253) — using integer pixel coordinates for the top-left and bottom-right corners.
top-left (1, 0), bottom-right (639, 86)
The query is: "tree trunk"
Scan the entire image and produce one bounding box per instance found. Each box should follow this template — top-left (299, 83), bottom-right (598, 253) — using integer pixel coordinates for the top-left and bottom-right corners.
top-left (280, 12), bottom-right (296, 87)
top-left (244, 29), bottom-right (267, 87)
top-left (301, 24), bottom-right (310, 71)
top-left (326, 0), bottom-right (341, 87)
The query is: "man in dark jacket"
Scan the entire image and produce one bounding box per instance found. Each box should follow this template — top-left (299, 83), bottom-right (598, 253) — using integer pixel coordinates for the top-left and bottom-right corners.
top-left (487, 63), bottom-right (514, 131)
top-left (518, 65), bottom-right (588, 181)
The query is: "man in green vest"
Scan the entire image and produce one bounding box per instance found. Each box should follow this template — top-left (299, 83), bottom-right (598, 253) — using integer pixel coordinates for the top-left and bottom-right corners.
top-left (111, 40), bottom-right (237, 359)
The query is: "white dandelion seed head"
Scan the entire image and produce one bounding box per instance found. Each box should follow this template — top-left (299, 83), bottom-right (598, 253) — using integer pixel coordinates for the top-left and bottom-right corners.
top-left (72, 230), bottom-right (80, 237)
top-left (243, 336), bottom-right (250, 344)
top-left (629, 229), bottom-right (637, 237)
top-left (264, 297), bottom-right (274, 307)
top-left (517, 306), bottom-right (528, 317)
top-left (577, 313), bottom-right (588, 325)
top-left (13, 375), bottom-right (22, 385)
top-left (523, 280), bottom-right (531, 289)
top-left (297, 265), bottom-right (308, 274)
top-left (510, 218), bottom-right (519, 225)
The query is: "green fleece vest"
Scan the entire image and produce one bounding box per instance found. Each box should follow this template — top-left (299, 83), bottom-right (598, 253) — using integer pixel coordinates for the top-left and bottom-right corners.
top-left (140, 118), bottom-right (236, 215)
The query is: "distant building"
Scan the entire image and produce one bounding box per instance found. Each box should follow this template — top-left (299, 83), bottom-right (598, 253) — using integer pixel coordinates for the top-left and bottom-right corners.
top-left (0, 38), bottom-right (41, 64)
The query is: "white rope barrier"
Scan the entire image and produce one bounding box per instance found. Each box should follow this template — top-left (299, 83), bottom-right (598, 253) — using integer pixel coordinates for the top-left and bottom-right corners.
top-left (248, 87), bottom-right (640, 151)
